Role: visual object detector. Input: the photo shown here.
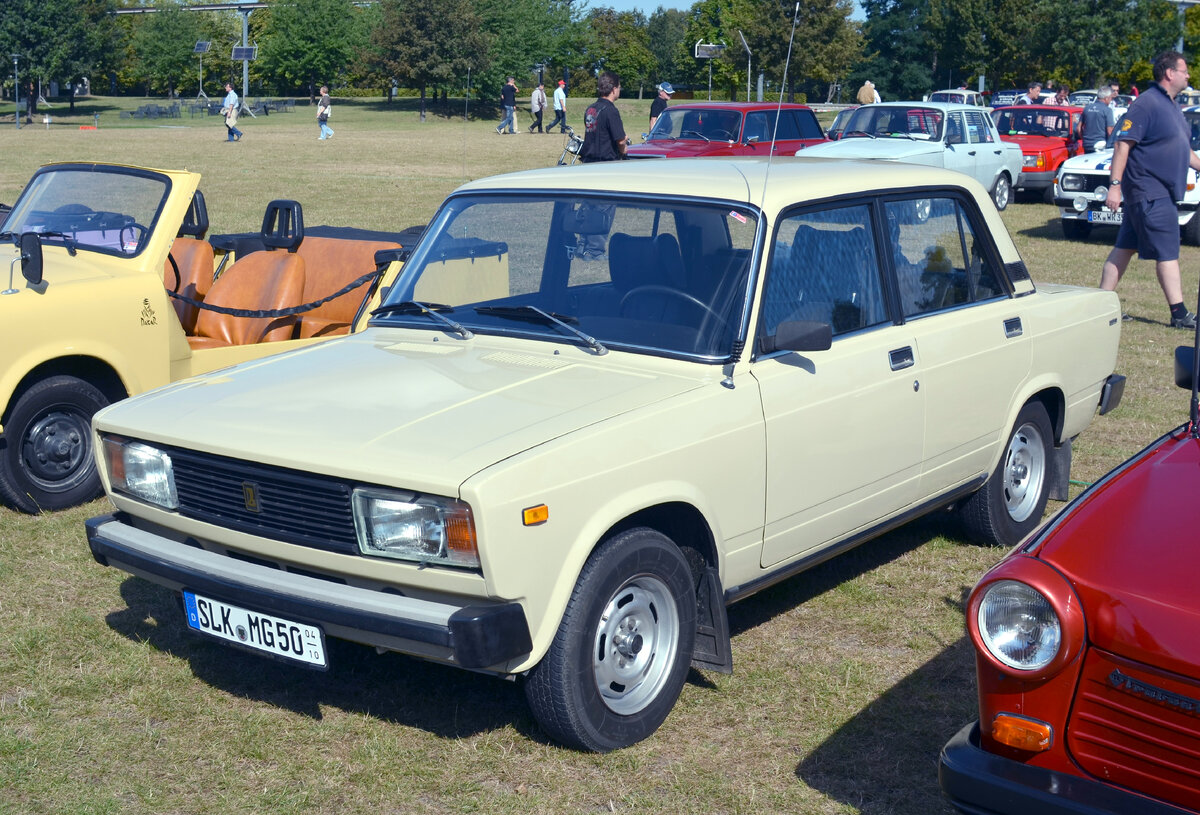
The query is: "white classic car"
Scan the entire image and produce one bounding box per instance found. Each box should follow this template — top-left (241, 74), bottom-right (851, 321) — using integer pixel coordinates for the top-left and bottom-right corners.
top-left (86, 159), bottom-right (1124, 753)
top-left (800, 102), bottom-right (1024, 211)
top-left (1054, 107), bottom-right (1200, 242)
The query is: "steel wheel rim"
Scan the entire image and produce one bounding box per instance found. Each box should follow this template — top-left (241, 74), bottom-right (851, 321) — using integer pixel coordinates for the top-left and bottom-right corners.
top-left (994, 178), bottom-right (1010, 209)
top-left (1003, 420), bottom-right (1046, 522)
top-left (592, 573), bottom-right (680, 716)
top-left (20, 406), bottom-right (95, 492)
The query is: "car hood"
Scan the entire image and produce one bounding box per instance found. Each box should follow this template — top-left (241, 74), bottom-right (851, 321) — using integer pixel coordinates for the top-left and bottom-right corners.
top-left (1002, 134), bottom-right (1068, 152)
top-left (96, 329), bottom-right (706, 493)
top-left (801, 138), bottom-right (944, 165)
top-left (626, 140), bottom-right (736, 158)
top-left (1034, 431), bottom-right (1200, 677)
top-left (1059, 151), bottom-right (1113, 173)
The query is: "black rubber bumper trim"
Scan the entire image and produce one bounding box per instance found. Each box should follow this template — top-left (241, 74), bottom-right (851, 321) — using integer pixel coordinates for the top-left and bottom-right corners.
top-left (938, 721), bottom-right (1191, 815)
top-left (86, 514), bottom-right (532, 670)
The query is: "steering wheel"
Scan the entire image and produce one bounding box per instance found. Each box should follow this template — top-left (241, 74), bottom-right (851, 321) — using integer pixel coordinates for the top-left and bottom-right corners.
top-left (620, 285), bottom-right (728, 329)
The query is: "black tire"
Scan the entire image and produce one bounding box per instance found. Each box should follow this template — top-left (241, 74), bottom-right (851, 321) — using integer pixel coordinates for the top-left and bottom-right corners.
top-left (991, 174), bottom-right (1012, 211)
top-left (524, 527), bottom-right (697, 752)
top-left (1183, 212), bottom-right (1200, 247)
top-left (960, 401), bottom-right (1053, 547)
top-left (1061, 219), bottom-right (1091, 240)
top-left (0, 375), bottom-right (109, 513)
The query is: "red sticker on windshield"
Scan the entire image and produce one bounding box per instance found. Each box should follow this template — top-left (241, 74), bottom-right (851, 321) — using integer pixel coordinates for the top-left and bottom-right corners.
top-left (730, 211), bottom-right (747, 223)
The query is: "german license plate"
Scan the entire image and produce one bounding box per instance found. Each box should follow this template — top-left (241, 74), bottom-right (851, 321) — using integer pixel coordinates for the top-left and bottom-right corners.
top-left (183, 591), bottom-right (327, 668)
top-left (1089, 209), bottom-right (1122, 224)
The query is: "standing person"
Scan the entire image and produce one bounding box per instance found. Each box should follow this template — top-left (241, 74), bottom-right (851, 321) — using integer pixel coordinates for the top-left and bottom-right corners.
top-left (547, 79), bottom-right (568, 134)
top-left (317, 85), bottom-right (334, 140)
top-left (221, 82), bottom-right (243, 142)
top-left (579, 70), bottom-right (627, 163)
top-left (529, 82), bottom-right (547, 133)
top-left (496, 77), bottom-right (517, 135)
top-left (1017, 82), bottom-right (1042, 105)
top-left (856, 80), bottom-right (875, 105)
top-left (649, 81), bottom-right (673, 130)
top-left (1101, 51), bottom-right (1200, 329)
top-left (1053, 86), bottom-right (1070, 105)
top-left (1080, 86), bottom-right (1115, 151)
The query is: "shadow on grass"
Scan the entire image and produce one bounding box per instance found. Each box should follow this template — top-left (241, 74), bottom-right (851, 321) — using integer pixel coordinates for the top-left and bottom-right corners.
top-left (105, 577), bottom-right (535, 742)
top-left (794, 632), bottom-right (977, 814)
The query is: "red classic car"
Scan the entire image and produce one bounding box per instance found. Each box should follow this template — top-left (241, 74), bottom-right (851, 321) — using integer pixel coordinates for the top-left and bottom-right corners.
top-left (939, 345), bottom-right (1200, 814)
top-left (994, 105), bottom-right (1084, 202)
top-left (626, 101), bottom-right (826, 158)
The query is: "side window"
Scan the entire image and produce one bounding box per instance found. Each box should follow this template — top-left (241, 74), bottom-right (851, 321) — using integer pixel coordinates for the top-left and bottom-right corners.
top-left (772, 111), bottom-right (802, 140)
top-left (884, 197), bottom-right (1005, 318)
top-left (795, 109), bottom-right (824, 139)
top-left (760, 204), bottom-right (889, 340)
top-left (946, 113), bottom-right (963, 144)
top-left (743, 111), bottom-right (773, 143)
top-left (966, 111), bottom-right (994, 143)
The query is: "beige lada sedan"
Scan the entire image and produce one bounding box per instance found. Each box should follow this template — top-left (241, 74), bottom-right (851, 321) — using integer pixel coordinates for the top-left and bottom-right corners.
top-left (86, 159), bottom-right (1124, 752)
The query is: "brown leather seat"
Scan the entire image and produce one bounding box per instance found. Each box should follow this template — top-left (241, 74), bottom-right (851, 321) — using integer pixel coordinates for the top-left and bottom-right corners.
top-left (294, 237), bottom-right (402, 338)
top-left (187, 251), bottom-right (307, 349)
top-left (163, 237), bottom-right (216, 334)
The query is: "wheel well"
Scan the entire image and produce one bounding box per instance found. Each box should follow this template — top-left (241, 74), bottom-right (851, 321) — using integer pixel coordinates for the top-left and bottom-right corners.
top-left (4, 357), bottom-right (128, 422)
top-left (1027, 388), bottom-right (1066, 444)
top-left (605, 502), bottom-right (717, 581)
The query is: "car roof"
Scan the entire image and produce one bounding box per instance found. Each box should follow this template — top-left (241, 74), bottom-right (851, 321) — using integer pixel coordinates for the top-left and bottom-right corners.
top-left (858, 100), bottom-right (986, 113)
top-left (454, 157), bottom-right (979, 213)
top-left (659, 101), bottom-right (813, 112)
top-left (997, 104), bottom-right (1083, 112)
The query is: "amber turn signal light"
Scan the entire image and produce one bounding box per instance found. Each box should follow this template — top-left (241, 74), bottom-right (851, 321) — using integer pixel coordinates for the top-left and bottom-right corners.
top-left (522, 504), bottom-right (549, 526)
top-left (991, 714), bottom-right (1052, 752)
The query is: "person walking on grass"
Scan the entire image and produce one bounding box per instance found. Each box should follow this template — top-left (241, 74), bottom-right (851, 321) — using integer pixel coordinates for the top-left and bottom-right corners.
top-left (317, 86), bottom-right (334, 140)
top-left (1101, 50), bottom-right (1200, 329)
top-left (221, 83), bottom-right (243, 142)
top-left (529, 82), bottom-right (547, 133)
top-left (547, 80), bottom-right (568, 134)
top-left (496, 77), bottom-right (517, 135)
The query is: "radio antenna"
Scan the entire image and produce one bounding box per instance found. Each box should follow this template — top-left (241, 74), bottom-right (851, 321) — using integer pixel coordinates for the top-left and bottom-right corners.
top-left (761, 2), bottom-right (802, 209)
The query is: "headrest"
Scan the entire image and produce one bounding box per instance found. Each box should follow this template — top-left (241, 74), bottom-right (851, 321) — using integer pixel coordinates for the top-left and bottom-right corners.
top-left (178, 190), bottom-right (209, 239)
top-left (261, 199), bottom-right (304, 252)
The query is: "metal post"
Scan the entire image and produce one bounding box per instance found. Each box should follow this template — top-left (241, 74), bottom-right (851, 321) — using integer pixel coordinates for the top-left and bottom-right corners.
top-left (11, 55), bottom-right (19, 131)
top-left (241, 11), bottom-right (250, 105)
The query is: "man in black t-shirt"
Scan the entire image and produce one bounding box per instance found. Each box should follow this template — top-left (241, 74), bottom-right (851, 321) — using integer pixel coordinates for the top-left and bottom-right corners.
top-left (649, 81), bottom-right (673, 131)
top-left (496, 77), bottom-right (517, 135)
top-left (579, 71), bottom-right (627, 163)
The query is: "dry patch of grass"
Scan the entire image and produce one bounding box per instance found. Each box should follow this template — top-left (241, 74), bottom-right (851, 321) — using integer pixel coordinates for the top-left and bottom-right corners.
top-left (1, 102), bottom-right (1194, 814)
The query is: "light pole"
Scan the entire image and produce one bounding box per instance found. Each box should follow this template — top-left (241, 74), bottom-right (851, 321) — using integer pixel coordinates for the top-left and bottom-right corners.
top-left (11, 55), bottom-right (19, 131)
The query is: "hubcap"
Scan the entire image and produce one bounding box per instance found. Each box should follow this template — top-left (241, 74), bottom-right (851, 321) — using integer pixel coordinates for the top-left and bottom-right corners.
top-left (1003, 421), bottom-right (1046, 523)
top-left (592, 574), bottom-right (680, 716)
top-left (20, 407), bottom-right (94, 492)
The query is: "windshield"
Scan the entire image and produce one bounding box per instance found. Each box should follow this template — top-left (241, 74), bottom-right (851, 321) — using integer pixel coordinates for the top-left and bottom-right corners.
top-left (840, 106), bottom-right (944, 140)
top-left (374, 193), bottom-right (760, 360)
top-left (4, 166), bottom-right (169, 256)
top-left (995, 108), bottom-right (1071, 137)
top-left (648, 108), bottom-right (743, 142)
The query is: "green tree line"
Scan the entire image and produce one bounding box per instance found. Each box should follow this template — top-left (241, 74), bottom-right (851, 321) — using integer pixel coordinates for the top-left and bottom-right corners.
top-left (1, 0), bottom-right (1197, 112)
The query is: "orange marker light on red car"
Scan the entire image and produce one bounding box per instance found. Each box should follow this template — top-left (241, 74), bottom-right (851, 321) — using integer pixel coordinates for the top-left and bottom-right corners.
top-left (992, 714), bottom-right (1052, 752)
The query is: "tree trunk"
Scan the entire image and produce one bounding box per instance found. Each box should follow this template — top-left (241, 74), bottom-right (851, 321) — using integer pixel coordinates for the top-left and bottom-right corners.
top-left (420, 85), bottom-right (427, 122)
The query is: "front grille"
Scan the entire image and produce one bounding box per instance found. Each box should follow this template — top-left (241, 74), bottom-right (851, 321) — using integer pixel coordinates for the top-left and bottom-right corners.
top-left (1067, 648), bottom-right (1200, 811)
top-left (168, 446), bottom-right (358, 554)
top-left (1062, 174), bottom-right (1108, 196)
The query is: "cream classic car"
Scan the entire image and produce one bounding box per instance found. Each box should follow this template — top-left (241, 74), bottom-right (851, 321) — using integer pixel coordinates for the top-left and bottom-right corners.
top-left (86, 159), bottom-right (1124, 752)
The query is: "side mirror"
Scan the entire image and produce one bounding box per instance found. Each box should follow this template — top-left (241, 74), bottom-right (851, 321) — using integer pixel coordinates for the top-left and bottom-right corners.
top-left (1175, 345), bottom-right (1196, 390)
top-left (758, 320), bottom-right (833, 354)
top-left (20, 232), bottom-right (42, 285)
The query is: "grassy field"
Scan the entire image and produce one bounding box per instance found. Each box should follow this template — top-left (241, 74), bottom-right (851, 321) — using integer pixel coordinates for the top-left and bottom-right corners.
top-left (1, 97), bottom-right (1197, 815)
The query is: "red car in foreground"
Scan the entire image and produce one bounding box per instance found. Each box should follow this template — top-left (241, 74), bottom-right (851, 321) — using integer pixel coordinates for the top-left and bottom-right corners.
top-left (626, 101), bottom-right (826, 158)
top-left (994, 104), bottom-right (1085, 202)
top-left (939, 345), bottom-right (1200, 814)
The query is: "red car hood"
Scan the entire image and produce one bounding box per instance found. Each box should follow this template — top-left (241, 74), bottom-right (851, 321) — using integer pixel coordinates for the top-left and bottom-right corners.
top-left (1034, 431), bottom-right (1200, 678)
top-left (626, 140), bottom-right (738, 158)
top-left (1001, 134), bottom-right (1067, 153)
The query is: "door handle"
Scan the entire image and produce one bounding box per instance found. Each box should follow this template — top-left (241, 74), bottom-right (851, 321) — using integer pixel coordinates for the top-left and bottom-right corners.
top-left (889, 346), bottom-right (915, 370)
top-left (1004, 317), bottom-right (1023, 338)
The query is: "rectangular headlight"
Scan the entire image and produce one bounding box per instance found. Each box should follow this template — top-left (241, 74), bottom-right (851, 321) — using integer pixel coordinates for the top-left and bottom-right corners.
top-left (352, 488), bottom-right (479, 568)
top-left (1058, 173), bottom-right (1085, 192)
top-left (1022, 154), bottom-right (1045, 169)
top-left (100, 435), bottom-right (178, 509)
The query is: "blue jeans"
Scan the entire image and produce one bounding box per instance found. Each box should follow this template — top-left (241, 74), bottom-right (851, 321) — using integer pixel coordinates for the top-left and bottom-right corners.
top-left (319, 120), bottom-right (333, 139)
top-left (498, 105), bottom-right (516, 133)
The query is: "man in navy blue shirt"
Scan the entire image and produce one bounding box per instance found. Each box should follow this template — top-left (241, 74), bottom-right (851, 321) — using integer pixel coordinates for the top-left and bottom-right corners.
top-left (1102, 51), bottom-right (1200, 328)
top-left (1080, 86), bottom-right (1115, 151)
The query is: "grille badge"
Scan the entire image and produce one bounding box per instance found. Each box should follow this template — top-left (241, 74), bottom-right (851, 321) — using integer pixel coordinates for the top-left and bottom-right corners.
top-left (242, 482), bottom-right (262, 513)
top-left (1109, 669), bottom-right (1200, 716)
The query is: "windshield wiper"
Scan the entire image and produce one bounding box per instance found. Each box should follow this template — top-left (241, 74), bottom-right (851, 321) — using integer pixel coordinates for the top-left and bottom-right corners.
top-left (842, 130), bottom-right (877, 140)
top-left (475, 304), bottom-right (607, 355)
top-left (680, 130), bottom-right (710, 142)
top-left (36, 231), bottom-right (77, 256)
top-left (371, 300), bottom-right (473, 339)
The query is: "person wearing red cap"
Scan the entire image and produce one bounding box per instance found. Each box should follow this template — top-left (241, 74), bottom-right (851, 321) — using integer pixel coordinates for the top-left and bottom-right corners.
top-left (548, 79), bottom-right (568, 134)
